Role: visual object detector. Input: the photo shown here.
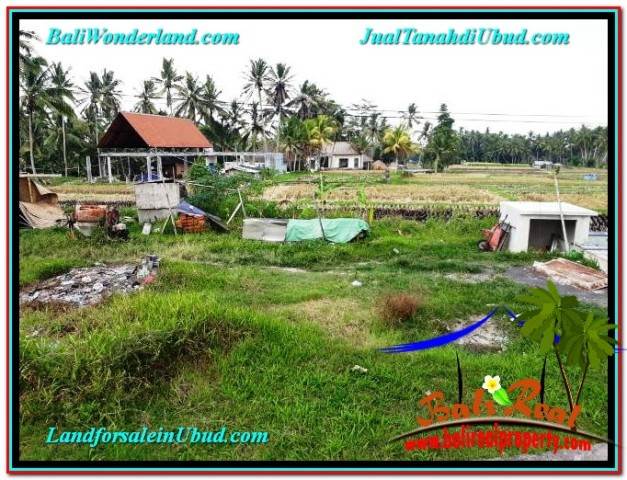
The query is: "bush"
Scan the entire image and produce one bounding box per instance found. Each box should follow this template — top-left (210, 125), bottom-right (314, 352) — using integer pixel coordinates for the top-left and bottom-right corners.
top-left (185, 162), bottom-right (265, 219)
top-left (377, 293), bottom-right (422, 325)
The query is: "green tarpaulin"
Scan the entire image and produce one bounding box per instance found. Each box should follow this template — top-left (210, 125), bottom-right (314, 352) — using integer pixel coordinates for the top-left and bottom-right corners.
top-left (285, 218), bottom-right (370, 244)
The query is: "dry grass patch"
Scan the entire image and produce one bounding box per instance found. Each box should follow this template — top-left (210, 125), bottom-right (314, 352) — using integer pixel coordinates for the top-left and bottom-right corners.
top-left (521, 193), bottom-right (607, 211)
top-left (377, 293), bottom-right (423, 325)
top-left (272, 297), bottom-right (375, 346)
top-left (57, 192), bottom-right (135, 203)
top-left (326, 184), bottom-right (504, 205)
top-left (261, 184), bottom-right (315, 203)
top-left (52, 183), bottom-right (134, 194)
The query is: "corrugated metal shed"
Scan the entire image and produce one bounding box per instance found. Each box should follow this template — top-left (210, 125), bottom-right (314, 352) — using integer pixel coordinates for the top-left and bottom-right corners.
top-left (98, 112), bottom-right (212, 149)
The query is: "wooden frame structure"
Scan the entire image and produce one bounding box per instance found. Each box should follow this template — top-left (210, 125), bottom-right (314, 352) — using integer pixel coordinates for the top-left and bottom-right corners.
top-left (96, 148), bottom-right (215, 183)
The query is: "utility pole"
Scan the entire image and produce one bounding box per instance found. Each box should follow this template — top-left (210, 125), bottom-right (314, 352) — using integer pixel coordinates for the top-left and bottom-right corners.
top-left (554, 167), bottom-right (570, 253)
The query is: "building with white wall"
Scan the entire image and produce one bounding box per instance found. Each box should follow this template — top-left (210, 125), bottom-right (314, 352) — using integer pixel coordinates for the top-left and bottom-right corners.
top-left (314, 142), bottom-right (373, 170)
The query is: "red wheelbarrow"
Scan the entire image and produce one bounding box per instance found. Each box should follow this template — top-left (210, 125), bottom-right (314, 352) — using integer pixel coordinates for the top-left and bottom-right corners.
top-left (478, 217), bottom-right (512, 252)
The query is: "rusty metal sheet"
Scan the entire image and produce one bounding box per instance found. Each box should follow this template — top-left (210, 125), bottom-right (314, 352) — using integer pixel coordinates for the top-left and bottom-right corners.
top-left (532, 258), bottom-right (607, 291)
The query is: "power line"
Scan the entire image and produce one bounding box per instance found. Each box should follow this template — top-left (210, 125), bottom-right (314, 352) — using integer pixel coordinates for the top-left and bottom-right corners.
top-left (108, 92), bottom-right (599, 122)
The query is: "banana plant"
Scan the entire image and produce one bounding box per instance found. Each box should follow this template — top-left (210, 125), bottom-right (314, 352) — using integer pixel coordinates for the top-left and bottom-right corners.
top-left (516, 281), bottom-right (616, 411)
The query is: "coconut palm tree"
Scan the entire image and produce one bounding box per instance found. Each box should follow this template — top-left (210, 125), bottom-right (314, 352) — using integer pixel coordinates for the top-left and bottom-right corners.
top-left (20, 60), bottom-right (48, 174)
top-left (278, 116), bottom-right (308, 170)
top-left (267, 63), bottom-right (293, 148)
top-left (200, 74), bottom-right (224, 123)
top-left (288, 81), bottom-right (326, 120)
top-left (382, 126), bottom-right (417, 167)
top-left (224, 99), bottom-right (245, 131)
top-left (77, 70), bottom-right (121, 150)
top-left (426, 104), bottom-right (458, 173)
top-left (404, 102), bottom-right (422, 130)
top-left (78, 71), bottom-right (103, 148)
top-left (244, 102), bottom-right (267, 151)
top-left (243, 58), bottom-right (270, 150)
top-left (153, 58), bottom-right (183, 115)
top-left (134, 80), bottom-right (159, 114)
top-left (174, 72), bottom-right (209, 123)
top-left (48, 62), bottom-right (75, 176)
top-left (350, 133), bottom-right (372, 170)
top-left (99, 69), bottom-right (122, 121)
top-left (20, 59), bottom-right (73, 174)
top-left (19, 30), bottom-right (43, 74)
top-left (304, 115), bottom-right (337, 170)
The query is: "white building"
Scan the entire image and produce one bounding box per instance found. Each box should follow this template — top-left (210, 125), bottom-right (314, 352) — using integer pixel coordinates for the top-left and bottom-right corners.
top-left (499, 201), bottom-right (597, 252)
top-left (314, 142), bottom-right (373, 170)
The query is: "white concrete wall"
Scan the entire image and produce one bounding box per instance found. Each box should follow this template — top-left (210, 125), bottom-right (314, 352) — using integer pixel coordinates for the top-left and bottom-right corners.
top-left (329, 155), bottom-right (363, 169)
top-left (500, 204), bottom-right (593, 253)
top-left (134, 182), bottom-right (180, 223)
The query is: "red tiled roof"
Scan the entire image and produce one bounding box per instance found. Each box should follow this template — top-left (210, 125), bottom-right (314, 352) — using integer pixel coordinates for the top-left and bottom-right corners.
top-left (98, 112), bottom-right (212, 149)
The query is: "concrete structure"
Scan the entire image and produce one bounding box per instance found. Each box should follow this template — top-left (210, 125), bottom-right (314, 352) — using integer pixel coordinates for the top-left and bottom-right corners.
top-left (575, 232), bottom-right (608, 273)
top-left (500, 201), bottom-right (597, 253)
top-left (242, 218), bottom-right (288, 242)
top-left (218, 152), bottom-right (286, 173)
top-left (315, 142), bottom-right (373, 170)
top-left (134, 182), bottom-right (180, 223)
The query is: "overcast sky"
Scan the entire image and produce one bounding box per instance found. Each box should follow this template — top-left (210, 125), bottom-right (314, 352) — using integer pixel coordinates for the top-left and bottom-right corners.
top-left (23, 17), bottom-right (609, 134)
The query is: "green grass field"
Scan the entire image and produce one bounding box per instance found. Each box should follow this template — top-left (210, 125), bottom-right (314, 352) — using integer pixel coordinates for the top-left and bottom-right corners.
top-left (18, 213), bottom-right (609, 461)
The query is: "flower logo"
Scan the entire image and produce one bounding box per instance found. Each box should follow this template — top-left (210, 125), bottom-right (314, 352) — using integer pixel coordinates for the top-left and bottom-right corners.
top-left (482, 375), bottom-right (501, 394)
top-left (482, 374), bottom-right (512, 406)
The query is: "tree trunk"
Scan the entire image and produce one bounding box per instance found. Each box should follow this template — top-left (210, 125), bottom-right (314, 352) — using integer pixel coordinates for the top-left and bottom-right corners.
top-left (62, 117), bottom-right (68, 177)
top-left (258, 89), bottom-right (267, 153)
top-left (555, 349), bottom-right (574, 412)
top-left (574, 360), bottom-right (589, 406)
top-left (276, 111), bottom-right (282, 151)
top-left (28, 113), bottom-right (37, 174)
top-left (434, 153), bottom-right (440, 174)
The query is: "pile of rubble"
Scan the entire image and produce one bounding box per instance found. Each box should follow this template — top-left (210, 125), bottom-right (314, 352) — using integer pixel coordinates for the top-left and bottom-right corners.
top-left (447, 315), bottom-right (509, 353)
top-left (20, 257), bottom-right (158, 308)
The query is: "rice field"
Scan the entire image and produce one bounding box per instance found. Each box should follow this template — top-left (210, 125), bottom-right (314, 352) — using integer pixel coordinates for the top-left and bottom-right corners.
top-left (261, 169), bottom-right (608, 212)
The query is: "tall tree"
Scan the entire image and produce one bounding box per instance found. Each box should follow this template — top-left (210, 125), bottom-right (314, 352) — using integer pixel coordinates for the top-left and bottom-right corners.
top-left (78, 71), bottom-right (103, 148)
top-left (174, 72), bottom-right (209, 123)
top-left (20, 59), bottom-right (73, 174)
top-left (48, 62), bottom-right (75, 176)
top-left (243, 58), bottom-right (270, 150)
top-left (99, 69), bottom-right (122, 121)
top-left (19, 30), bottom-right (41, 73)
top-left (278, 116), bottom-right (308, 170)
top-left (267, 63), bottom-right (293, 148)
top-left (134, 80), bottom-right (159, 114)
top-left (78, 70), bottom-right (121, 150)
top-left (426, 104), bottom-right (458, 173)
top-left (382, 126), bottom-right (417, 166)
top-left (154, 58), bottom-right (183, 115)
top-left (288, 81), bottom-right (327, 119)
top-left (244, 102), bottom-right (267, 151)
top-left (200, 74), bottom-right (224, 123)
top-left (304, 115), bottom-right (337, 169)
top-left (404, 103), bottom-right (422, 130)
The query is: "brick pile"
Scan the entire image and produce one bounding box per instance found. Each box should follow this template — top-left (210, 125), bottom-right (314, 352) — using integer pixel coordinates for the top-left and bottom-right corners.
top-left (175, 214), bottom-right (206, 233)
